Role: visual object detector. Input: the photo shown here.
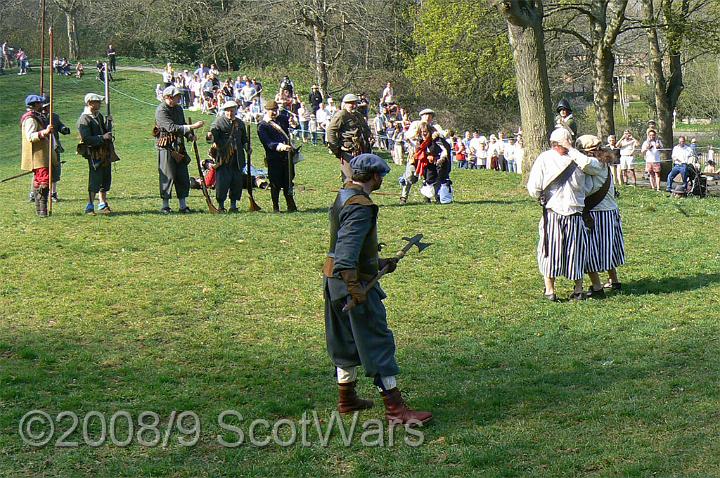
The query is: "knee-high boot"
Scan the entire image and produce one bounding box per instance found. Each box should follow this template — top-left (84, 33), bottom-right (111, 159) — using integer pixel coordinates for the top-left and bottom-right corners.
top-left (284, 189), bottom-right (297, 213)
top-left (270, 184), bottom-right (281, 212)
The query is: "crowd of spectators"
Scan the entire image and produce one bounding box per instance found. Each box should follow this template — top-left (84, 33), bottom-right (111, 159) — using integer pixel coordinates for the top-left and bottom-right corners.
top-left (153, 62), bottom-right (720, 191)
top-left (157, 63), bottom-right (265, 120)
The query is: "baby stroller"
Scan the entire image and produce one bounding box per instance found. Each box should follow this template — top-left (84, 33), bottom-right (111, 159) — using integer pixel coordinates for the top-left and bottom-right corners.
top-left (687, 163), bottom-right (707, 197)
top-left (670, 163), bottom-right (706, 198)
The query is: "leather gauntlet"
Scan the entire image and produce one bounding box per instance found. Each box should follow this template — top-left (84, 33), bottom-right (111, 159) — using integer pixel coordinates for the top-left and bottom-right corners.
top-left (340, 269), bottom-right (366, 305)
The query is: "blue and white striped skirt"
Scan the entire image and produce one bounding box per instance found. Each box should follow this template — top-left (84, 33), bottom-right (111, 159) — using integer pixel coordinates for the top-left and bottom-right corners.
top-left (585, 209), bottom-right (625, 273)
top-left (537, 211), bottom-right (588, 280)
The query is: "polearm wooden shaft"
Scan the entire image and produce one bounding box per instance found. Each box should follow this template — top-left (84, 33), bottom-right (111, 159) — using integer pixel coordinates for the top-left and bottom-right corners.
top-left (47, 26), bottom-right (54, 216)
top-left (39, 0), bottom-right (46, 94)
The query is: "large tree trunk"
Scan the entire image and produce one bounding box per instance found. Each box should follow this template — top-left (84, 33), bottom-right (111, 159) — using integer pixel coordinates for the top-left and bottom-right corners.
top-left (592, 46), bottom-right (616, 138)
top-left (492, 0), bottom-right (553, 182)
top-left (65, 10), bottom-right (79, 60)
top-left (506, 21), bottom-right (553, 181)
top-left (313, 24), bottom-right (329, 97)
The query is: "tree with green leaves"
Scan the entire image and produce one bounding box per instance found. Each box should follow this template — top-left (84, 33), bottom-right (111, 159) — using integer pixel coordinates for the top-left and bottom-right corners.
top-left (406, 0), bottom-right (517, 131)
top-left (544, 0), bottom-right (630, 139)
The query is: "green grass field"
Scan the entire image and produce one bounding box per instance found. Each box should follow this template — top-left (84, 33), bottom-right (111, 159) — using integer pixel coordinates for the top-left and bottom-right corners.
top-left (3, 69), bottom-right (720, 477)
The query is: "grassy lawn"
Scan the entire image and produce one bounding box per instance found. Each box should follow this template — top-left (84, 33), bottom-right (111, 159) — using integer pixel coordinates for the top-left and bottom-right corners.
top-left (2, 69), bottom-right (720, 477)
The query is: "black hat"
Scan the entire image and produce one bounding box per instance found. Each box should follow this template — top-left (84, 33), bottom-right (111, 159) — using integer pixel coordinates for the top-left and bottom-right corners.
top-left (557, 98), bottom-right (572, 113)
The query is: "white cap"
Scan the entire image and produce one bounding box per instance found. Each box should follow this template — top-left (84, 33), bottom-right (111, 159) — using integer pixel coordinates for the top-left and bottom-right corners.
top-left (84, 93), bottom-right (104, 104)
top-left (549, 127), bottom-right (572, 143)
top-left (220, 100), bottom-right (238, 111)
top-left (162, 86), bottom-right (181, 97)
top-left (419, 108), bottom-right (435, 116)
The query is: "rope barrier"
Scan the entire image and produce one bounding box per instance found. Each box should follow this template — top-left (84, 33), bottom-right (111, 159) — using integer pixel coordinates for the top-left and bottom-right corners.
top-left (108, 84), bottom-right (158, 107)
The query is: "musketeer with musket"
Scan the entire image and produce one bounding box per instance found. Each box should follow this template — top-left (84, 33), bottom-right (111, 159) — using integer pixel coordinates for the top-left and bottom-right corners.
top-left (326, 93), bottom-right (373, 182)
top-left (155, 85), bottom-right (204, 214)
top-left (77, 93), bottom-right (116, 215)
top-left (208, 100), bottom-right (249, 212)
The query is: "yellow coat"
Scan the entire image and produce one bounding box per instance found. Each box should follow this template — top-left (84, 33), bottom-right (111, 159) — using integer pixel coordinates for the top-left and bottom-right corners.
top-left (20, 114), bottom-right (57, 171)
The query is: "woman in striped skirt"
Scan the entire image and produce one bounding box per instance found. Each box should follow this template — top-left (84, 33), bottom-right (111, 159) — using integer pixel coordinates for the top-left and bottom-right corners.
top-left (527, 129), bottom-right (605, 301)
top-left (574, 135), bottom-right (625, 298)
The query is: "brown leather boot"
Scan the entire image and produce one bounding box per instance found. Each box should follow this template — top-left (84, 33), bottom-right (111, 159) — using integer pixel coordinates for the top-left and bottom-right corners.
top-left (381, 388), bottom-right (432, 426)
top-left (338, 381), bottom-right (373, 414)
top-left (35, 186), bottom-right (49, 217)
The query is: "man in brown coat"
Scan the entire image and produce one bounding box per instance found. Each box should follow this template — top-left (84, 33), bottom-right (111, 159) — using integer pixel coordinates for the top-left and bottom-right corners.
top-left (20, 94), bottom-right (56, 217)
top-left (326, 93), bottom-right (373, 182)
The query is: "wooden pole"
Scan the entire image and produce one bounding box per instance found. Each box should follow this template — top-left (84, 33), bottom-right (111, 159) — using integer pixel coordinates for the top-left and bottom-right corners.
top-left (39, 0), bottom-right (46, 94)
top-left (48, 26), bottom-right (54, 216)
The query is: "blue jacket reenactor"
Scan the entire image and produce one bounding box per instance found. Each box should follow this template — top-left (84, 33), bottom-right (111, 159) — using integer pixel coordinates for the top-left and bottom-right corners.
top-left (323, 153), bottom-right (433, 426)
top-left (257, 100), bottom-right (297, 212)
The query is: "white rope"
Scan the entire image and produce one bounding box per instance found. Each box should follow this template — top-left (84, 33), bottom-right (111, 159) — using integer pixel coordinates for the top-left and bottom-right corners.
top-left (108, 84), bottom-right (158, 107)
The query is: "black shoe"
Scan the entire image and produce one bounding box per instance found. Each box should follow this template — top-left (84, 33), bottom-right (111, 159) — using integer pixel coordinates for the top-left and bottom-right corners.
top-left (160, 207), bottom-right (172, 215)
top-left (569, 291), bottom-right (586, 301)
top-left (179, 207), bottom-right (192, 214)
top-left (52, 193), bottom-right (59, 203)
top-left (228, 207), bottom-right (239, 213)
top-left (217, 207), bottom-right (227, 213)
top-left (586, 288), bottom-right (606, 299)
top-left (544, 292), bottom-right (558, 302)
top-left (399, 197), bottom-right (407, 205)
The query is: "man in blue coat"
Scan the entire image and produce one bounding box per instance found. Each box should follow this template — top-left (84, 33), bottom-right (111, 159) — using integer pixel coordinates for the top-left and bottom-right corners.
top-left (323, 153), bottom-right (433, 426)
top-left (257, 100), bottom-right (297, 212)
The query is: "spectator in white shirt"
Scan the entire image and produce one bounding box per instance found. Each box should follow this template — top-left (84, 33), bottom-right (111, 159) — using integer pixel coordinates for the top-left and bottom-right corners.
top-left (315, 103), bottom-right (329, 144)
top-left (241, 83), bottom-right (256, 106)
top-left (640, 129), bottom-right (663, 191)
top-left (505, 136), bottom-right (518, 173)
top-left (667, 135), bottom-right (693, 193)
top-left (381, 82), bottom-right (394, 105)
top-left (617, 130), bottom-right (638, 186)
top-left (468, 133), bottom-right (484, 170)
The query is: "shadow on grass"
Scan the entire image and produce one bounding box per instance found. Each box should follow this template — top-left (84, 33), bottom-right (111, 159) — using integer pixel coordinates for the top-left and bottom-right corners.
top-left (293, 199), bottom-right (526, 215)
top-left (622, 272), bottom-right (720, 296)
